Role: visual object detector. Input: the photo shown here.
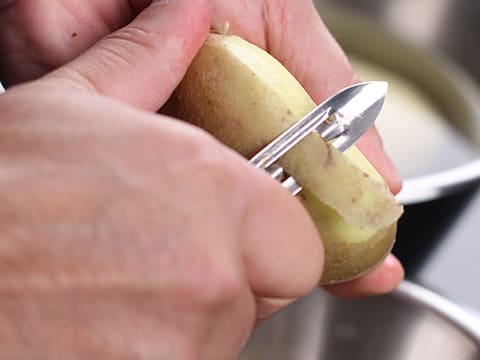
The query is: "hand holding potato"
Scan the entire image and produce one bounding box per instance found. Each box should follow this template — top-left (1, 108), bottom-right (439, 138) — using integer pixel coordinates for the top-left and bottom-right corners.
top-left (169, 33), bottom-right (403, 284)
top-left (0, 0), bottom-right (404, 357)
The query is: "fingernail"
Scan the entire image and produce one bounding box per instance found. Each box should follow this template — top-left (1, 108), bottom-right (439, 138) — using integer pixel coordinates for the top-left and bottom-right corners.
top-left (255, 297), bottom-right (295, 321)
top-left (384, 152), bottom-right (403, 194)
top-left (152, 0), bottom-right (176, 4)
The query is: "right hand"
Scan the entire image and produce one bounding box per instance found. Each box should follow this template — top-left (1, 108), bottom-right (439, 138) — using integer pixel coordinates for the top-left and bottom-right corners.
top-left (0, 79), bottom-right (323, 359)
top-left (0, 3), bottom-right (323, 355)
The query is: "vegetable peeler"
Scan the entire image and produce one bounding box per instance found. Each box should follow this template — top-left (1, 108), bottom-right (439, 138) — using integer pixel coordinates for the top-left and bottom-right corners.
top-left (249, 81), bottom-right (388, 195)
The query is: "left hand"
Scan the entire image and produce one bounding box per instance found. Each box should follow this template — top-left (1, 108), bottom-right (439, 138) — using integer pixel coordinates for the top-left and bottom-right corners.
top-left (0, 0), bottom-right (403, 299)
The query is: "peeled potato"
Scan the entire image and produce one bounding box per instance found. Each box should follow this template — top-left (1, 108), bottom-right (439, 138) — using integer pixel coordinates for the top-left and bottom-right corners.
top-left (168, 33), bottom-right (403, 284)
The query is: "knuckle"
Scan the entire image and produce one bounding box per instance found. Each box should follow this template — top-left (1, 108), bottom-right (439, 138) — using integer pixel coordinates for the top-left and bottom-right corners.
top-left (181, 258), bottom-right (246, 311)
top-left (182, 131), bottom-right (244, 197)
top-left (58, 27), bottom-right (161, 94)
top-left (104, 26), bottom-right (159, 57)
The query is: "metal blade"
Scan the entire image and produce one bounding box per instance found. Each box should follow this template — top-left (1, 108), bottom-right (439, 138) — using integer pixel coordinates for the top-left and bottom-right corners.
top-left (325, 81), bottom-right (388, 152)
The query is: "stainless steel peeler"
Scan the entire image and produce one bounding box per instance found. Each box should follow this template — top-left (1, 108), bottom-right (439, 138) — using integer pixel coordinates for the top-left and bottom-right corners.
top-left (248, 81), bottom-right (388, 195)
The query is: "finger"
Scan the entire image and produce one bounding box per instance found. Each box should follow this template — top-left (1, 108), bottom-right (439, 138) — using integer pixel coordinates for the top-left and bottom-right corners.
top-left (0, 0), bottom-right (152, 86)
top-left (44, 0), bottom-right (212, 111)
top-left (262, 0), bottom-right (402, 192)
top-left (263, 0), bottom-right (355, 101)
top-left (255, 297), bottom-right (296, 324)
top-left (236, 161), bottom-right (324, 301)
top-left (323, 254), bottom-right (404, 299)
top-left (356, 127), bottom-right (402, 195)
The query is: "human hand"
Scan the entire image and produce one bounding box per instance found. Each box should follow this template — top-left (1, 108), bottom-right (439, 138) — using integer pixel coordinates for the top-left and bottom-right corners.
top-left (0, 0), bottom-right (404, 299)
top-left (0, 4), bottom-right (325, 357)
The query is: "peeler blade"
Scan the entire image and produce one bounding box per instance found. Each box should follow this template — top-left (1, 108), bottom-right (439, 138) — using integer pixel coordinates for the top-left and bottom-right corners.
top-left (326, 81), bottom-right (388, 151)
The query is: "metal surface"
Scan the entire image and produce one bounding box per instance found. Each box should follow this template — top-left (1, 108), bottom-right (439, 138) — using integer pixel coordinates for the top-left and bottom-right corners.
top-left (397, 160), bottom-right (480, 204)
top-left (328, 82), bottom-right (387, 152)
top-left (249, 81), bottom-right (387, 195)
top-left (314, 0), bottom-right (480, 205)
top-left (241, 281), bottom-right (480, 360)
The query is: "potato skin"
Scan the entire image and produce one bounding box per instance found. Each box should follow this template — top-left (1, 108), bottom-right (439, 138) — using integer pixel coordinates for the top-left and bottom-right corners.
top-left (301, 190), bottom-right (396, 283)
top-left (169, 34), bottom-right (402, 284)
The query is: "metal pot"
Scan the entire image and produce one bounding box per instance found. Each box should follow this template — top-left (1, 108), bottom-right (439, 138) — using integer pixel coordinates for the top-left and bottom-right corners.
top-left (241, 281), bottom-right (480, 359)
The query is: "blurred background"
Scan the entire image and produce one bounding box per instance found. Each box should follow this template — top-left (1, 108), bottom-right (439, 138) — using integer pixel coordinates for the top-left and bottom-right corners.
top-left (243, 0), bottom-right (480, 358)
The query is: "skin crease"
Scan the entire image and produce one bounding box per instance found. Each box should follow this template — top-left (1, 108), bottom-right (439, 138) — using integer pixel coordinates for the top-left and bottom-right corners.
top-left (0, 0), bottom-right (404, 357)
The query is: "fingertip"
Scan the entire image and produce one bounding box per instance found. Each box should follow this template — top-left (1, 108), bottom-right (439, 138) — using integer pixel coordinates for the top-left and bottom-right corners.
top-left (373, 254), bottom-right (405, 292)
top-left (356, 127), bottom-right (403, 195)
top-left (324, 254), bottom-right (404, 299)
top-left (255, 297), bottom-right (296, 324)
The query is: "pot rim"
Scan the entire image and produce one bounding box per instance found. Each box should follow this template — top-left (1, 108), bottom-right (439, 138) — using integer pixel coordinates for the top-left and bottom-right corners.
top-left (394, 281), bottom-right (480, 346)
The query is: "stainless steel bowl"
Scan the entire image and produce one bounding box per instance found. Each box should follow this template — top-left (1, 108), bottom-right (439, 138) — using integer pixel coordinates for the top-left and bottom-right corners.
top-left (241, 281), bottom-right (480, 359)
top-left (314, 0), bottom-right (480, 205)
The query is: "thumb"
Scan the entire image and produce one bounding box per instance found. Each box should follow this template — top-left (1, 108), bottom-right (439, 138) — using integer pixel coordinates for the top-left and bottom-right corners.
top-left (44, 0), bottom-right (212, 111)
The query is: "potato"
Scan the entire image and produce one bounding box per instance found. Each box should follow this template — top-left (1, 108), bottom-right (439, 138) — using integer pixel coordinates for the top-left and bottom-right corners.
top-left (168, 33), bottom-right (403, 284)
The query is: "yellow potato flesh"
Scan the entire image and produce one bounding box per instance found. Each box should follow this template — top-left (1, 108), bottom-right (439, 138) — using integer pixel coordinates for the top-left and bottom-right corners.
top-left (170, 33), bottom-right (403, 283)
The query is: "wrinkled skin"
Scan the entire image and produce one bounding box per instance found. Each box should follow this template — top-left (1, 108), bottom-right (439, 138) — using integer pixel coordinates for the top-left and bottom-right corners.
top-left (0, 0), bottom-right (403, 358)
